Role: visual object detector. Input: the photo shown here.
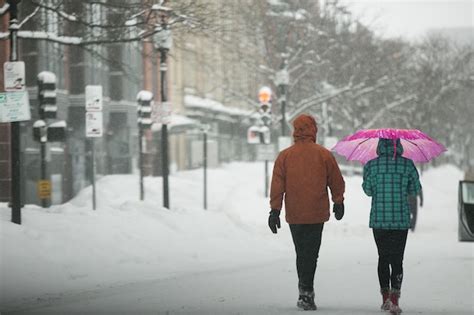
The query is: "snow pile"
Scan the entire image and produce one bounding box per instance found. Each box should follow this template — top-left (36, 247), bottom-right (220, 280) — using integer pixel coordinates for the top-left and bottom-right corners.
top-left (0, 163), bottom-right (286, 310)
top-left (1, 163), bottom-right (471, 314)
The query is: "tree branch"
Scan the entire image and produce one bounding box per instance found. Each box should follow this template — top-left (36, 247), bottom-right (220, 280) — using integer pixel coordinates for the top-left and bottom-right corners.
top-left (364, 95), bottom-right (416, 129)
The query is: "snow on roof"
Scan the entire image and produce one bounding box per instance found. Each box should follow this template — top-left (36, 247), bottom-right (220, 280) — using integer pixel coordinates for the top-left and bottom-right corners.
top-left (151, 114), bottom-right (199, 131)
top-left (37, 71), bottom-right (57, 84)
top-left (49, 121), bottom-right (67, 128)
top-left (184, 95), bottom-right (252, 117)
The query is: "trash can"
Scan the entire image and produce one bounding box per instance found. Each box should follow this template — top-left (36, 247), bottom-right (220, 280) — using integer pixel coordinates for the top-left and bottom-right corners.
top-left (458, 180), bottom-right (474, 241)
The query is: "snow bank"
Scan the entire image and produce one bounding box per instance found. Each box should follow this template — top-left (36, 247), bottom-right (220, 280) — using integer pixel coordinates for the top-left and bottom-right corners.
top-left (0, 163), bottom-right (286, 309)
top-left (1, 163), bottom-right (471, 314)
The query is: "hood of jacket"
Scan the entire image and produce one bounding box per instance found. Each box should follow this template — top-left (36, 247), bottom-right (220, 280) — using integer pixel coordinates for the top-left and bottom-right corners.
top-left (377, 138), bottom-right (404, 157)
top-left (293, 114), bottom-right (318, 143)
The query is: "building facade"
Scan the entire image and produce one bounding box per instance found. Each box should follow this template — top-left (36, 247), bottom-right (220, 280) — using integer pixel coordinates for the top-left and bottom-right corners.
top-left (0, 0), bottom-right (263, 205)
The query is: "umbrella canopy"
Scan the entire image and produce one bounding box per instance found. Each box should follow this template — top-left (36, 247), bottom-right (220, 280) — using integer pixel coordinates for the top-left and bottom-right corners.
top-left (332, 128), bottom-right (447, 164)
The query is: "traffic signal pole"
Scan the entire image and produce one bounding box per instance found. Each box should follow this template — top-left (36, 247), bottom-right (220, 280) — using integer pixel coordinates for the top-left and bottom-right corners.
top-left (136, 90), bottom-right (153, 201)
top-left (280, 84), bottom-right (287, 136)
top-left (203, 128), bottom-right (207, 210)
top-left (138, 127), bottom-right (144, 200)
top-left (40, 138), bottom-right (48, 207)
top-left (9, 0), bottom-right (22, 224)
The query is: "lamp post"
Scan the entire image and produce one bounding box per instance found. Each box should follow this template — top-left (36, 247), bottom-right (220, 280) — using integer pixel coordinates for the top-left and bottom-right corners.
top-left (153, 7), bottom-right (173, 209)
top-left (275, 60), bottom-right (289, 136)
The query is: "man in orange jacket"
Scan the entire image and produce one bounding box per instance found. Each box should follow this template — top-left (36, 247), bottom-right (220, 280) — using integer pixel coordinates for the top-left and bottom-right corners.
top-left (269, 114), bottom-right (345, 311)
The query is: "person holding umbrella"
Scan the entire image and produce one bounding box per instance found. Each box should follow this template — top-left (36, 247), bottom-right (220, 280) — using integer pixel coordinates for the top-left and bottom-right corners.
top-left (362, 138), bottom-right (421, 314)
top-left (332, 129), bottom-right (445, 314)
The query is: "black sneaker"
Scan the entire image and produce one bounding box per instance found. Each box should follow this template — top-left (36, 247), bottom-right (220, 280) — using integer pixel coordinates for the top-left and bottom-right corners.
top-left (297, 292), bottom-right (317, 311)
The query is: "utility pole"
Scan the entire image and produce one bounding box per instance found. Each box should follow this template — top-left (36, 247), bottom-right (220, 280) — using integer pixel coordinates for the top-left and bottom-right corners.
top-left (8, 0), bottom-right (22, 224)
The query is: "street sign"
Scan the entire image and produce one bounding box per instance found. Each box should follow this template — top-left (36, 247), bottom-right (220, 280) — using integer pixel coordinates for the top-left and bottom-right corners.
top-left (4, 61), bottom-right (25, 91)
top-left (85, 85), bottom-right (103, 111)
top-left (256, 144), bottom-right (276, 161)
top-left (37, 180), bottom-right (51, 199)
top-left (247, 126), bottom-right (262, 144)
top-left (0, 91), bottom-right (31, 123)
top-left (86, 111), bottom-right (103, 137)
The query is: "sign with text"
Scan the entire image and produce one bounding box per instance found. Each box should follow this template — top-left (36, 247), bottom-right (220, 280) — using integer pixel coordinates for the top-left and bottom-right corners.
top-left (4, 61), bottom-right (25, 91)
top-left (86, 111), bottom-right (103, 137)
top-left (0, 91), bottom-right (31, 123)
top-left (37, 180), bottom-right (51, 199)
top-left (85, 85), bottom-right (103, 111)
top-left (256, 144), bottom-right (276, 161)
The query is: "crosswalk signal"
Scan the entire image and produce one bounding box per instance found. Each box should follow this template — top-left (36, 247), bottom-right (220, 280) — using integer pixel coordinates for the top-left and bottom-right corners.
top-left (137, 90), bottom-right (153, 129)
top-left (37, 71), bottom-right (57, 119)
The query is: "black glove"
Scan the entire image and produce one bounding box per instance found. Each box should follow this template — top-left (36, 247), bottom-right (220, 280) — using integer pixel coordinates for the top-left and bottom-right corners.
top-left (333, 203), bottom-right (344, 220)
top-left (268, 209), bottom-right (281, 234)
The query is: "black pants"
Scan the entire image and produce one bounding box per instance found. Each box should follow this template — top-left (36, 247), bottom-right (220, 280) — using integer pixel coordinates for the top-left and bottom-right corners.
top-left (290, 223), bottom-right (324, 293)
top-left (373, 229), bottom-right (408, 290)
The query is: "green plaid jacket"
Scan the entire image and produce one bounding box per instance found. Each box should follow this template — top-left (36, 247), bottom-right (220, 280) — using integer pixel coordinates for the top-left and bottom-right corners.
top-left (362, 139), bottom-right (422, 229)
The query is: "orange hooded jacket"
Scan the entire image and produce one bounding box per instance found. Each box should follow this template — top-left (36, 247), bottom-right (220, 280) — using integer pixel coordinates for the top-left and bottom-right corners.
top-left (270, 114), bottom-right (345, 224)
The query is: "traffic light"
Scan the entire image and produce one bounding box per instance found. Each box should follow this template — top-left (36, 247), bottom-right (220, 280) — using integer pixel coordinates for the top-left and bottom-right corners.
top-left (137, 90), bottom-right (153, 129)
top-left (47, 121), bottom-right (67, 142)
top-left (37, 71), bottom-right (57, 119)
top-left (258, 86), bottom-right (272, 127)
top-left (34, 71), bottom-right (67, 143)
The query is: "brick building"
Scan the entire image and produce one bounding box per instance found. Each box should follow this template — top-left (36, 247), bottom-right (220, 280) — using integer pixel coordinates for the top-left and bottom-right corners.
top-left (0, 1), bottom-right (262, 206)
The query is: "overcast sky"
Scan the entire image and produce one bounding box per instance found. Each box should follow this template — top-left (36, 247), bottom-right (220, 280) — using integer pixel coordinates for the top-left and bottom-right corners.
top-left (339, 0), bottom-right (473, 40)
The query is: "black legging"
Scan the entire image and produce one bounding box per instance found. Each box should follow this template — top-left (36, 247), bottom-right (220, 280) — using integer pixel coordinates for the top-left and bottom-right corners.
top-left (373, 229), bottom-right (408, 290)
top-left (290, 223), bottom-right (324, 293)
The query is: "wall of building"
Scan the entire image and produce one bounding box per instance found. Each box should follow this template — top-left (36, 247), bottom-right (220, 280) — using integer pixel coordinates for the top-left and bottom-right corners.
top-left (0, 0), bottom-right (264, 206)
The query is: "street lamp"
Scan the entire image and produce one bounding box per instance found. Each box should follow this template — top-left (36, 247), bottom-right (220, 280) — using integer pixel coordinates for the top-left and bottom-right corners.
top-left (275, 60), bottom-right (289, 136)
top-left (153, 6), bottom-right (173, 209)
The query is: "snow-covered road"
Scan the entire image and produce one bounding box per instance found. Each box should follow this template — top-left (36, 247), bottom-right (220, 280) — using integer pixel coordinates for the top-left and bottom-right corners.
top-left (1, 163), bottom-right (473, 314)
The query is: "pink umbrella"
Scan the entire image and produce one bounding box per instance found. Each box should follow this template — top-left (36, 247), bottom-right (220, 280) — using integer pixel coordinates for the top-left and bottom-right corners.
top-left (332, 128), bottom-right (447, 164)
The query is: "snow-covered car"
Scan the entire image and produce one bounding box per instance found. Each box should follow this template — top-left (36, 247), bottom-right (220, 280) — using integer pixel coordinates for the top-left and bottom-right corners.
top-left (458, 180), bottom-right (474, 241)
